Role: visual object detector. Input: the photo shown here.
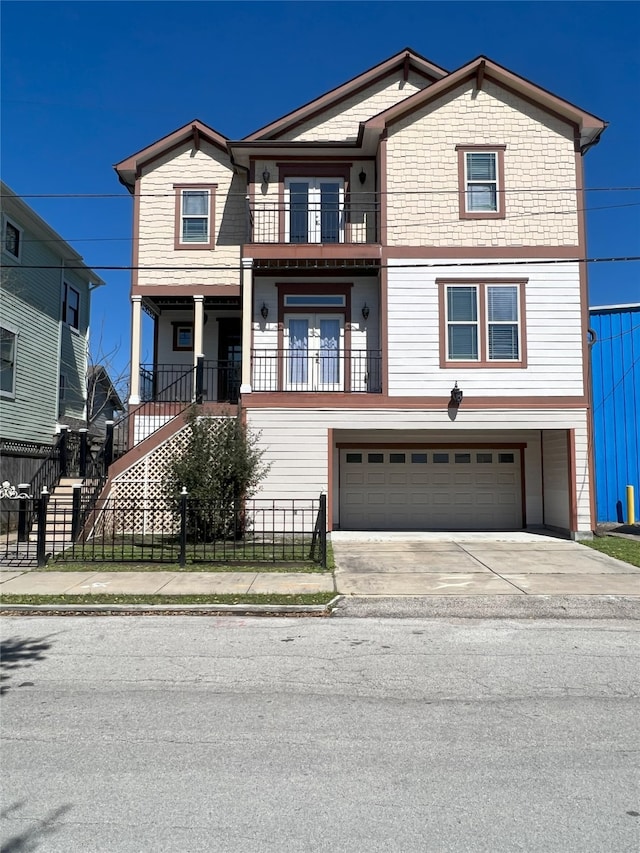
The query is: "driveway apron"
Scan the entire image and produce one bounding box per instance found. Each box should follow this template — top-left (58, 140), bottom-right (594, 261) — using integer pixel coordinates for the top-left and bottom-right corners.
top-left (330, 531), bottom-right (640, 596)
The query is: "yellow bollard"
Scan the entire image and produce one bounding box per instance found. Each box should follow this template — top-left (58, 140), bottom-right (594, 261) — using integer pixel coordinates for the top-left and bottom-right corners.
top-left (627, 485), bottom-right (636, 526)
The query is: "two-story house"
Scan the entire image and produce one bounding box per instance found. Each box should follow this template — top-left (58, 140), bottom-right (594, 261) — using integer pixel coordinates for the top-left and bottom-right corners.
top-left (0, 182), bottom-right (106, 486)
top-left (112, 49), bottom-right (606, 539)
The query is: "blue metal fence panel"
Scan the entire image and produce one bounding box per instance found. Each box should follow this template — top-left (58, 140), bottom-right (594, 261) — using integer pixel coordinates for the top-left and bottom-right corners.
top-left (590, 304), bottom-right (640, 522)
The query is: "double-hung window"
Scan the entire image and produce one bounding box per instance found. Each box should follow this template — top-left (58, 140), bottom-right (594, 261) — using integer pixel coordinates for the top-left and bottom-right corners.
top-left (457, 146), bottom-right (505, 219)
top-left (441, 281), bottom-right (525, 366)
top-left (1, 326), bottom-right (17, 397)
top-left (63, 282), bottom-right (80, 329)
top-left (2, 217), bottom-right (22, 260)
top-left (174, 184), bottom-right (216, 249)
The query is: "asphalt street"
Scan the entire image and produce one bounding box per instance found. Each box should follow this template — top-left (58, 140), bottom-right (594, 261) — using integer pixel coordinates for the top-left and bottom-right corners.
top-left (1, 616), bottom-right (639, 852)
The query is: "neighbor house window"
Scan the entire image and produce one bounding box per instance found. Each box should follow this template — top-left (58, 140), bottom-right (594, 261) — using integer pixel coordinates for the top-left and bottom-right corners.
top-left (174, 184), bottom-right (216, 250)
top-left (1, 326), bottom-right (17, 397)
top-left (63, 282), bottom-right (80, 329)
top-left (457, 146), bottom-right (506, 219)
top-left (59, 374), bottom-right (66, 401)
top-left (440, 280), bottom-right (526, 367)
top-left (3, 218), bottom-right (22, 260)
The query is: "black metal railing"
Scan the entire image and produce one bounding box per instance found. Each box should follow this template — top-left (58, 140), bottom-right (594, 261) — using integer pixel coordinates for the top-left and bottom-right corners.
top-left (31, 495), bottom-right (327, 567)
top-left (247, 194), bottom-right (380, 244)
top-left (251, 349), bottom-right (382, 393)
top-left (140, 360), bottom-right (240, 404)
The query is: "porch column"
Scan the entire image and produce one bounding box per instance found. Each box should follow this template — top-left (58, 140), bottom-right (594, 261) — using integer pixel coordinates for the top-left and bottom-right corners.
top-left (129, 295), bottom-right (143, 404)
top-left (240, 257), bottom-right (253, 394)
top-left (193, 294), bottom-right (205, 367)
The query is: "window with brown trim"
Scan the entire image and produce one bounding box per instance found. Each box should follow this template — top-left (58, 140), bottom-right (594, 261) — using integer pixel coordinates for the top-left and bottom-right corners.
top-left (174, 184), bottom-right (217, 250)
top-left (438, 279), bottom-right (527, 368)
top-left (172, 322), bottom-right (193, 351)
top-left (456, 146), bottom-right (506, 219)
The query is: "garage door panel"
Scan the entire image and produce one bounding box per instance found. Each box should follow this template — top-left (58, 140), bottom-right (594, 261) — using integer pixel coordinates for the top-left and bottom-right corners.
top-left (340, 447), bottom-right (522, 530)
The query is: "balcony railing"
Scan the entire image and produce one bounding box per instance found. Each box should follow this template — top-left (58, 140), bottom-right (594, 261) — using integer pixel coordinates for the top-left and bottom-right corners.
top-left (140, 361), bottom-right (240, 404)
top-left (251, 349), bottom-right (382, 393)
top-left (247, 194), bottom-right (380, 244)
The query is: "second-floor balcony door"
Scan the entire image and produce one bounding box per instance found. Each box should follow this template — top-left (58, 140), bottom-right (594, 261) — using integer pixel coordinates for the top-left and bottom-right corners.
top-left (285, 315), bottom-right (344, 391)
top-left (285, 178), bottom-right (345, 243)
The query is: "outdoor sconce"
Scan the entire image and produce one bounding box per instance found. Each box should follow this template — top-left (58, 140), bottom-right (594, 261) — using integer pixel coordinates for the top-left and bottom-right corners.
top-left (361, 303), bottom-right (370, 320)
top-left (359, 168), bottom-right (367, 185)
top-left (262, 170), bottom-right (270, 184)
top-left (450, 382), bottom-right (463, 406)
top-left (260, 303), bottom-right (269, 320)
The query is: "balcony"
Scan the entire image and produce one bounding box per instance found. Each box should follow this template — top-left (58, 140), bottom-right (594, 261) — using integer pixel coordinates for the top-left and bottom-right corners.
top-left (140, 361), bottom-right (240, 404)
top-left (247, 194), bottom-right (379, 245)
top-left (251, 349), bottom-right (382, 393)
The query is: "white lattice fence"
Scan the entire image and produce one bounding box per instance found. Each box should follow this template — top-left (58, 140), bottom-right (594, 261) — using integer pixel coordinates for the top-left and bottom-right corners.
top-left (106, 417), bottom-right (235, 534)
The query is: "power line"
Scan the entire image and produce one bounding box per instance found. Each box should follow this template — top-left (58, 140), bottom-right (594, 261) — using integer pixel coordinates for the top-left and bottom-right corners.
top-left (9, 256), bottom-right (640, 273)
top-left (3, 186), bottom-right (640, 200)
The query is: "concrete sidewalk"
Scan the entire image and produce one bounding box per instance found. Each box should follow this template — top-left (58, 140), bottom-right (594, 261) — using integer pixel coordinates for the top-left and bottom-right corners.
top-left (0, 570), bottom-right (335, 596)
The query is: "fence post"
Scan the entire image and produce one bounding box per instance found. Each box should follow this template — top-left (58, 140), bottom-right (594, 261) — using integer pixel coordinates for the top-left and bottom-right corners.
top-left (319, 493), bottom-right (327, 569)
top-left (79, 428), bottom-right (88, 477)
top-left (17, 484), bottom-right (30, 543)
top-left (179, 487), bottom-right (188, 567)
top-left (104, 421), bottom-right (114, 469)
top-left (71, 483), bottom-right (82, 541)
top-left (59, 427), bottom-right (69, 477)
top-left (36, 487), bottom-right (49, 567)
top-left (195, 355), bottom-right (204, 404)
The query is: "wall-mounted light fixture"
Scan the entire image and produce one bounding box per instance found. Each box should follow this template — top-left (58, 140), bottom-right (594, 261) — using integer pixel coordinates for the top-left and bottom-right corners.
top-left (359, 168), bottom-right (367, 185)
top-left (262, 170), bottom-right (270, 184)
top-left (260, 303), bottom-right (269, 320)
top-left (450, 382), bottom-right (463, 406)
top-left (361, 304), bottom-right (370, 320)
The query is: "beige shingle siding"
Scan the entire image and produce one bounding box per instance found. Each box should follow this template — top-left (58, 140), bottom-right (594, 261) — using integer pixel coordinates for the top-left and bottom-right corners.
top-left (386, 80), bottom-right (579, 246)
top-left (137, 140), bottom-right (244, 287)
top-left (285, 71), bottom-right (427, 141)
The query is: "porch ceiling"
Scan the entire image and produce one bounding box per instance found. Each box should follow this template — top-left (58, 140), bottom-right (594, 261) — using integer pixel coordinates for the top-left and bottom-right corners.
top-left (142, 295), bottom-right (241, 314)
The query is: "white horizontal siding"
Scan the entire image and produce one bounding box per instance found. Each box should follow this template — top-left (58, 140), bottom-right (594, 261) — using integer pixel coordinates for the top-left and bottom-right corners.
top-left (387, 259), bottom-right (585, 397)
top-left (246, 407), bottom-right (591, 531)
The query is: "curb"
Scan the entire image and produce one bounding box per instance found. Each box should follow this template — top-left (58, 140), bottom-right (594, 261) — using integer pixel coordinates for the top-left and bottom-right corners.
top-left (0, 595), bottom-right (344, 617)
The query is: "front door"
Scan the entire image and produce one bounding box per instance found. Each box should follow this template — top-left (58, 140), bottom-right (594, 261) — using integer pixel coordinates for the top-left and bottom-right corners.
top-left (284, 314), bottom-right (344, 391)
top-left (285, 178), bottom-right (345, 243)
top-left (217, 318), bottom-right (241, 402)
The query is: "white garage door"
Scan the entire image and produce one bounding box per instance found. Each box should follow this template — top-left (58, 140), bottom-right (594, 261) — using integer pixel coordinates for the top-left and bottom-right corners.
top-left (339, 448), bottom-right (522, 530)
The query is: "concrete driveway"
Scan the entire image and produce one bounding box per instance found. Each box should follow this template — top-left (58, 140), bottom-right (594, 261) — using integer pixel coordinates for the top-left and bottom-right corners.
top-left (331, 531), bottom-right (640, 596)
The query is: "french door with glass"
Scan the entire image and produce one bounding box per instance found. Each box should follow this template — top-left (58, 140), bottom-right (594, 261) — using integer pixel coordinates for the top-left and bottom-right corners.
top-left (284, 178), bottom-right (345, 243)
top-left (284, 314), bottom-right (344, 391)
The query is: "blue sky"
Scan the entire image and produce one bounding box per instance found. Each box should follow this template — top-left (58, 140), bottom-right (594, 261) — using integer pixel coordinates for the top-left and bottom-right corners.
top-left (2, 1), bottom-right (639, 379)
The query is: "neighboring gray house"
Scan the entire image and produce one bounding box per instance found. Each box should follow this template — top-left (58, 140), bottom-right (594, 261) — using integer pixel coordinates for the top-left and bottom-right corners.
top-left (87, 365), bottom-right (124, 438)
top-left (0, 181), bottom-right (106, 485)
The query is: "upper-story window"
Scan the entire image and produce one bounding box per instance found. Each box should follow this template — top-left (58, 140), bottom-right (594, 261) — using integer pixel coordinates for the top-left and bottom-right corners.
top-left (439, 280), bottom-right (526, 368)
top-left (63, 282), bottom-right (80, 329)
top-left (284, 177), bottom-right (345, 244)
top-left (457, 145), bottom-right (506, 219)
top-left (174, 184), bottom-right (216, 250)
top-left (1, 325), bottom-right (17, 397)
top-left (2, 217), bottom-right (22, 260)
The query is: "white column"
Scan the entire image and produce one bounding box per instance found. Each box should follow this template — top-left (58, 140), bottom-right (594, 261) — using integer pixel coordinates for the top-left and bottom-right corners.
top-left (193, 294), bottom-right (205, 366)
top-left (129, 295), bottom-right (143, 404)
top-left (240, 257), bottom-right (253, 394)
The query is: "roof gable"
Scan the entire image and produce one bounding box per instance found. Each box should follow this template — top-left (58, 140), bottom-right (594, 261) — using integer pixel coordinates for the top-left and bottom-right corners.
top-left (364, 56), bottom-right (606, 149)
top-left (244, 48), bottom-right (447, 141)
top-left (114, 120), bottom-right (229, 191)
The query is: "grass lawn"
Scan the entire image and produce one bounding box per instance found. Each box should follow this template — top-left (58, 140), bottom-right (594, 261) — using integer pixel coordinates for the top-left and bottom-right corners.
top-left (0, 592), bottom-right (336, 607)
top-left (583, 536), bottom-right (640, 568)
top-left (42, 561), bottom-right (329, 573)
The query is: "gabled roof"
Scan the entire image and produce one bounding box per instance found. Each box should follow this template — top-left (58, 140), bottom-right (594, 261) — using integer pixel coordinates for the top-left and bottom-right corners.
top-left (114, 120), bottom-right (229, 192)
top-left (243, 48), bottom-right (448, 142)
top-left (364, 55), bottom-right (607, 149)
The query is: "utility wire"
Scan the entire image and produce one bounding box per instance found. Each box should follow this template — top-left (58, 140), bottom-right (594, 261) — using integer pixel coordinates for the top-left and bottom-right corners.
top-left (9, 256), bottom-right (640, 273)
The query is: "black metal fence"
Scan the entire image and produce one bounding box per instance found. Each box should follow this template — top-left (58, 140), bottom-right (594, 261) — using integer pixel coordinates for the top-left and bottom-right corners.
top-left (0, 493), bottom-right (327, 568)
top-left (140, 360), bottom-right (240, 404)
top-left (247, 195), bottom-right (380, 244)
